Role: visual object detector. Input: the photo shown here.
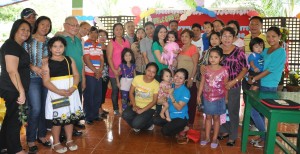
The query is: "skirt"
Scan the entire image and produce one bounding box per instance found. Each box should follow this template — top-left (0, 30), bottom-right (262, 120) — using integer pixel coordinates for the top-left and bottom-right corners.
top-left (45, 75), bottom-right (84, 126)
top-left (203, 97), bottom-right (226, 115)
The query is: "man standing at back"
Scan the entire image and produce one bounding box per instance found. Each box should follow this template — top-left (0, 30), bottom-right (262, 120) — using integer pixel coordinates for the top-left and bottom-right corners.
top-left (20, 8), bottom-right (38, 28)
top-left (140, 21), bottom-right (155, 64)
top-left (124, 21), bottom-right (135, 44)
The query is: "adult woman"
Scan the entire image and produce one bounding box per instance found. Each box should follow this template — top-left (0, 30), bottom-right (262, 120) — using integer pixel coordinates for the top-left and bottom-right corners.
top-left (76, 21), bottom-right (91, 46)
top-left (107, 23), bottom-right (130, 115)
top-left (83, 26), bottom-right (104, 124)
top-left (177, 29), bottom-right (199, 126)
top-left (212, 20), bottom-right (225, 33)
top-left (219, 27), bottom-right (247, 146)
top-left (152, 25), bottom-right (168, 82)
top-left (122, 62), bottom-right (159, 132)
top-left (0, 19), bottom-right (31, 154)
top-left (23, 16), bottom-right (52, 153)
top-left (248, 27), bottom-right (286, 147)
top-left (131, 28), bottom-right (146, 75)
top-left (227, 20), bottom-right (244, 48)
top-left (153, 68), bottom-right (190, 143)
top-left (98, 29), bottom-right (109, 117)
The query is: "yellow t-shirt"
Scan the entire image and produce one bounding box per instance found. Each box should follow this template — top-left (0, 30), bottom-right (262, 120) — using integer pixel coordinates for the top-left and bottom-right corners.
top-left (132, 75), bottom-right (159, 109)
top-left (244, 33), bottom-right (270, 54)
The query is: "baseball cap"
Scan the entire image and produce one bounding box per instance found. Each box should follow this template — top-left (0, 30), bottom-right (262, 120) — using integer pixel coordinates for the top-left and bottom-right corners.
top-left (21, 8), bottom-right (37, 18)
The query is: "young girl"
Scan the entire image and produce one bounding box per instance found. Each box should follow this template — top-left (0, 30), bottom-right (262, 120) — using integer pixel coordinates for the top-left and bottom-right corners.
top-left (248, 37), bottom-right (265, 91)
top-left (162, 31), bottom-right (180, 72)
top-left (157, 68), bottom-right (172, 122)
top-left (197, 46), bottom-right (228, 149)
top-left (116, 48), bottom-right (136, 110)
top-left (43, 36), bottom-right (84, 153)
top-left (131, 28), bottom-right (146, 75)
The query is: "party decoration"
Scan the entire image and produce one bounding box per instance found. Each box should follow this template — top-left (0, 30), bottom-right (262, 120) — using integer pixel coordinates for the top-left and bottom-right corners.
top-left (134, 16), bottom-right (141, 25)
top-left (195, 6), bottom-right (216, 18)
top-left (296, 12), bottom-right (300, 19)
top-left (76, 16), bottom-right (94, 21)
top-left (140, 8), bottom-right (156, 19)
top-left (179, 14), bottom-right (188, 22)
top-left (132, 6), bottom-right (141, 16)
top-left (247, 10), bottom-right (259, 16)
top-left (194, 0), bottom-right (204, 6)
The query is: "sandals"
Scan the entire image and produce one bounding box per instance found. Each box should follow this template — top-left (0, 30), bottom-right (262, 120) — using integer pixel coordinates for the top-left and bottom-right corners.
top-left (177, 136), bottom-right (189, 144)
top-left (52, 143), bottom-right (67, 153)
top-left (66, 140), bottom-right (78, 151)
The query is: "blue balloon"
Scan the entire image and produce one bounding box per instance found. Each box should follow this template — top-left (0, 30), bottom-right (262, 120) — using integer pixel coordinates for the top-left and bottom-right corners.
top-left (208, 11), bottom-right (216, 18)
top-left (196, 6), bottom-right (203, 12)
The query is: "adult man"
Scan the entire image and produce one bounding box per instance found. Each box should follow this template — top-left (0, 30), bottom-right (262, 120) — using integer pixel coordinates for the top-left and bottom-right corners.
top-left (20, 8), bottom-right (37, 27)
top-left (56, 16), bottom-right (85, 136)
top-left (140, 21), bottom-right (155, 64)
top-left (124, 21), bottom-right (135, 44)
top-left (244, 16), bottom-right (270, 55)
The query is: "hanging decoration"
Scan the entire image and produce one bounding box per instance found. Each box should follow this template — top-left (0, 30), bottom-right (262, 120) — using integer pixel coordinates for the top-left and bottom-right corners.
top-left (196, 6), bottom-right (216, 18)
top-left (140, 8), bottom-right (156, 19)
top-left (247, 10), bottom-right (259, 16)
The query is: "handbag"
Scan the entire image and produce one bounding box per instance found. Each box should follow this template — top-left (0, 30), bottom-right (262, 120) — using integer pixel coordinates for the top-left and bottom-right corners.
top-left (51, 57), bottom-right (71, 109)
top-left (186, 129), bottom-right (201, 143)
top-left (120, 64), bottom-right (134, 91)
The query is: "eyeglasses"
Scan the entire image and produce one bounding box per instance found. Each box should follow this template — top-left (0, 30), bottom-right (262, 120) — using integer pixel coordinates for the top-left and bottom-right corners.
top-left (65, 23), bottom-right (79, 28)
top-left (222, 35), bottom-right (233, 38)
top-left (99, 35), bottom-right (107, 38)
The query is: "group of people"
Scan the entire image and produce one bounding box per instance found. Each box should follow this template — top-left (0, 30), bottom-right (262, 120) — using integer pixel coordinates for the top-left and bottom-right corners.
top-left (0, 7), bottom-right (286, 154)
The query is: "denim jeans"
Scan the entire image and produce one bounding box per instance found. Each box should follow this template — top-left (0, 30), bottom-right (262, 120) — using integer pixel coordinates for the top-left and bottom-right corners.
top-left (110, 78), bottom-right (119, 111)
top-left (122, 105), bottom-right (155, 129)
top-left (251, 86), bottom-right (277, 140)
top-left (83, 76), bottom-right (102, 121)
top-left (26, 78), bottom-right (48, 142)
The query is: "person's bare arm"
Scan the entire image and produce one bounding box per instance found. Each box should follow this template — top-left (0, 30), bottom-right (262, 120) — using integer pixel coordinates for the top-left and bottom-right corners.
top-left (66, 58), bottom-right (80, 95)
top-left (249, 61), bottom-right (260, 73)
top-left (197, 73), bottom-right (205, 105)
top-left (154, 50), bottom-right (166, 64)
top-left (187, 53), bottom-right (200, 87)
top-left (5, 55), bottom-right (26, 104)
top-left (136, 93), bottom-right (158, 114)
top-left (107, 41), bottom-right (119, 77)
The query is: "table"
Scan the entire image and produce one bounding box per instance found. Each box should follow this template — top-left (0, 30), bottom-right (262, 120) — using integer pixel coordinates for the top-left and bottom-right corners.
top-left (241, 90), bottom-right (300, 154)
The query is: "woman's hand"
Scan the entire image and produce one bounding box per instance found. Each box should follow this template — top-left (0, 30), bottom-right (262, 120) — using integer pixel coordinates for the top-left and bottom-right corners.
top-left (225, 80), bottom-right (236, 90)
top-left (187, 79), bottom-right (193, 88)
top-left (17, 92), bottom-right (26, 105)
top-left (57, 89), bottom-right (69, 97)
top-left (31, 66), bottom-right (45, 77)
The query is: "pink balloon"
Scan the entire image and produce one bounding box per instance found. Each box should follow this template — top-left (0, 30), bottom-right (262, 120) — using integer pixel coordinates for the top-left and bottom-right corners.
top-left (247, 10), bottom-right (259, 16)
top-left (134, 16), bottom-right (140, 25)
top-left (195, 0), bottom-right (204, 6)
top-left (132, 6), bottom-right (141, 16)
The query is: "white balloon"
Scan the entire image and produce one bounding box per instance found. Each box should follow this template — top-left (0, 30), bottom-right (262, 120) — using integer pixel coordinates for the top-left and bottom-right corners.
top-left (186, 10), bottom-right (193, 16)
top-left (94, 17), bottom-right (101, 24)
top-left (180, 14), bottom-right (187, 21)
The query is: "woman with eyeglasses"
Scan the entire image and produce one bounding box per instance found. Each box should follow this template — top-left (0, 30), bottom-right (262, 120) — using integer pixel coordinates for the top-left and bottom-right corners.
top-left (218, 27), bottom-right (247, 146)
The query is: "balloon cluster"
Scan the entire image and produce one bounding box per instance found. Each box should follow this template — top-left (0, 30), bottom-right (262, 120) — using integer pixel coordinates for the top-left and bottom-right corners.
top-left (196, 6), bottom-right (216, 18)
top-left (179, 8), bottom-right (196, 22)
top-left (76, 16), bottom-right (94, 21)
top-left (131, 6), bottom-right (156, 25)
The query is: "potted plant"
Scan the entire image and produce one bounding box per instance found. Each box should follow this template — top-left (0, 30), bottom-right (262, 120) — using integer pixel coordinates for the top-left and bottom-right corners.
top-left (286, 70), bottom-right (300, 92)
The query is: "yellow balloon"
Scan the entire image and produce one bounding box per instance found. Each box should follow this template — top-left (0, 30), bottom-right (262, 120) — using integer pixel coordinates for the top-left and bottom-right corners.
top-left (140, 8), bottom-right (156, 19)
top-left (296, 12), bottom-right (300, 19)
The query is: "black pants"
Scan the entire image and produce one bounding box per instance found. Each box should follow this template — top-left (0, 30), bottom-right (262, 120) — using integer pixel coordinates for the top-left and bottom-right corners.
top-left (153, 115), bottom-right (188, 136)
top-left (188, 82), bottom-right (198, 125)
top-left (101, 77), bottom-right (110, 105)
top-left (0, 90), bottom-right (23, 153)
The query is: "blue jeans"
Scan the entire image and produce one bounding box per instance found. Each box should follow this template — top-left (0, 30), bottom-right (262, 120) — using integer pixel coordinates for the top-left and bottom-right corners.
top-left (122, 105), bottom-right (155, 129)
top-left (84, 76), bottom-right (102, 121)
top-left (110, 78), bottom-right (119, 111)
top-left (26, 78), bottom-right (48, 142)
top-left (251, 86), bottom-right (277, 140)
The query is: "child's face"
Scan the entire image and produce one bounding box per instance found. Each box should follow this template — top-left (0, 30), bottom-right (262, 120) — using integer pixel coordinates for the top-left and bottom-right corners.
top-left (204, 24), bottom-right (213, 34)
top-left (136, 29), bottom-right (146, 40)
top-left (162, 71), bottom-right (171, 82)
top-left (252, 43), bottom-right (263, 54)
top-left (168, 34), bottom-right (176, 42)
top-left (124, 52), bottom-right (132, 63)
top-left (209, 51), bottom-right (222, 65)
top-left (98, 32), bottom-right (107, 43)
top-left (51, 41), bottom-right (65, 56)
top-left (210, 34), bottom-right (221, 47)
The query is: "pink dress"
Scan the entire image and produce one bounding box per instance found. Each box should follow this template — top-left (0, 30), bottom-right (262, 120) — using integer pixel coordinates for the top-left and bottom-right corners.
top-left (158, 81), bottom-right (171, 98)
top-left (109, 39), bottom-right (130, 78)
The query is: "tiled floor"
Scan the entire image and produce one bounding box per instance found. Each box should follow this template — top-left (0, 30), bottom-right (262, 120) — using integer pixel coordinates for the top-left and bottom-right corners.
top-left (20, 98), bottom-right (298, 154)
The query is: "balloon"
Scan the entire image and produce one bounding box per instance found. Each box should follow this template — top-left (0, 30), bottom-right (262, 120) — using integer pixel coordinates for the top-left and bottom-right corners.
top-left (140, 8), bottom-right (156, 19)
top-left (98, 21), bottom-right (105, 30)
top-left (94, 17), bottom-right (101, 24)
top-left (195, 0), bottom-right (204, 6)
top-left (296, 12), bottom-right (300, 19)
top-left (208, 11), bottom-right (216, 18)
top-left (134, 16), bottom-right (140, 25)
top-left (132, 6), bottom-right (141, 16)
top-left (196, 6), bottom-right (203, 12)
top-left (186, 10), bottom-right (193, 16)
top-left (247, 10), bottom-right (259, 16)
top-left (179, 14), bottom-right (188, 22)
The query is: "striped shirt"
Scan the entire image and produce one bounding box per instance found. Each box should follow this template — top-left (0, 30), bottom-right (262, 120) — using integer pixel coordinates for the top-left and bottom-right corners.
top-left (83, 39), bottom-right (103, 76)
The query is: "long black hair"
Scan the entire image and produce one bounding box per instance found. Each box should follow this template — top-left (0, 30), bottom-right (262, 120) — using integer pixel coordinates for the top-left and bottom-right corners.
top-left (9, 19), bottom-right (32, 42)
top-left (47, 36), bottom-right (67, 58)
top-left (121, 48), bottom-right (135, 64)
top-left (153, 25), bottom-right (167, 47)
top-left (112, 22), bottom-right (125, 42)
top-left (33, 16), bottom-right (52, 35)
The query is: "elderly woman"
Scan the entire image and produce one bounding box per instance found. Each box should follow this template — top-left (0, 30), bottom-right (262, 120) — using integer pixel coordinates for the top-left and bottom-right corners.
top-left (122, 62), bottom-right (159, 132)
top-left (0, 19), bottom-right (31, 154)
top-left (107, 23), bottom-right (130, 115)
top-left (153, 68), bottom-right (190, 143)
top-left (177, 29), bottom-right (199, 126)
top-left (218, 27), bottom-right (248, 146)
top-left (152, 25), bottom-right (168, 82)
top-left (23, 16), bottom-right (52, 153)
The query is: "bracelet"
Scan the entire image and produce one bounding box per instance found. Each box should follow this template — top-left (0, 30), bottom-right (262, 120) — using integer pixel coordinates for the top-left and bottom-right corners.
top-left (72, 85), bottom-right (78, 89)
top-left (235, 78), bottom-right (239, 82)
top-left (190, 77), bottom-right (194, 80)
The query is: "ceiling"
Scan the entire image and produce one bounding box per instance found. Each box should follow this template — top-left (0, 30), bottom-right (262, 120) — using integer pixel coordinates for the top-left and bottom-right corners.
top-left (0, 0), bottom-right (27, 7)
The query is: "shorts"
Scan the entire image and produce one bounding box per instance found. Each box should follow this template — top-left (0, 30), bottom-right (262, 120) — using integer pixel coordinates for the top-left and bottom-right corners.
top-left (249, 70), bottom-right (260, 87)
top-left (203, 97), bottom-right (226, 115)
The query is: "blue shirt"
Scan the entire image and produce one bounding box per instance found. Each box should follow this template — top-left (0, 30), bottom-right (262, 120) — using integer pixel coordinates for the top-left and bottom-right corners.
top-left (202, 33), bottom-right (210, 51)
top-left (168, 85), bottom-right (190, 119)
top-left (261, 47), bottom-right (286, 87)
top-left (248, 52), bottom-right (264, 72)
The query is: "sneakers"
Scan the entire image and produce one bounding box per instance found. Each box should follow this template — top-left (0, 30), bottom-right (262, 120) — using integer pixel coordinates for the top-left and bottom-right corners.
top-left (147, 124), bottom-right (154, 130)
top-left (200, 139), bottom-right (210, 146)
top-left (133, 128), bottom-right (140, 133)
top-left (114, 110), bottom-right (121, 116)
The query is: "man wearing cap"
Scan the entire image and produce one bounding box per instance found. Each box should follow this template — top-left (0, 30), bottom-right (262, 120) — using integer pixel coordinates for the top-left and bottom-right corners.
top-left (20, 8), bottom-right (38, 27)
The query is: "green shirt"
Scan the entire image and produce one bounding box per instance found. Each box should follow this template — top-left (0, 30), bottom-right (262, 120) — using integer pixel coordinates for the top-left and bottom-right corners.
top-left (152, 41), bottom-right (167, 75)
top-left (63, 36), bottom-right (83, 81)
